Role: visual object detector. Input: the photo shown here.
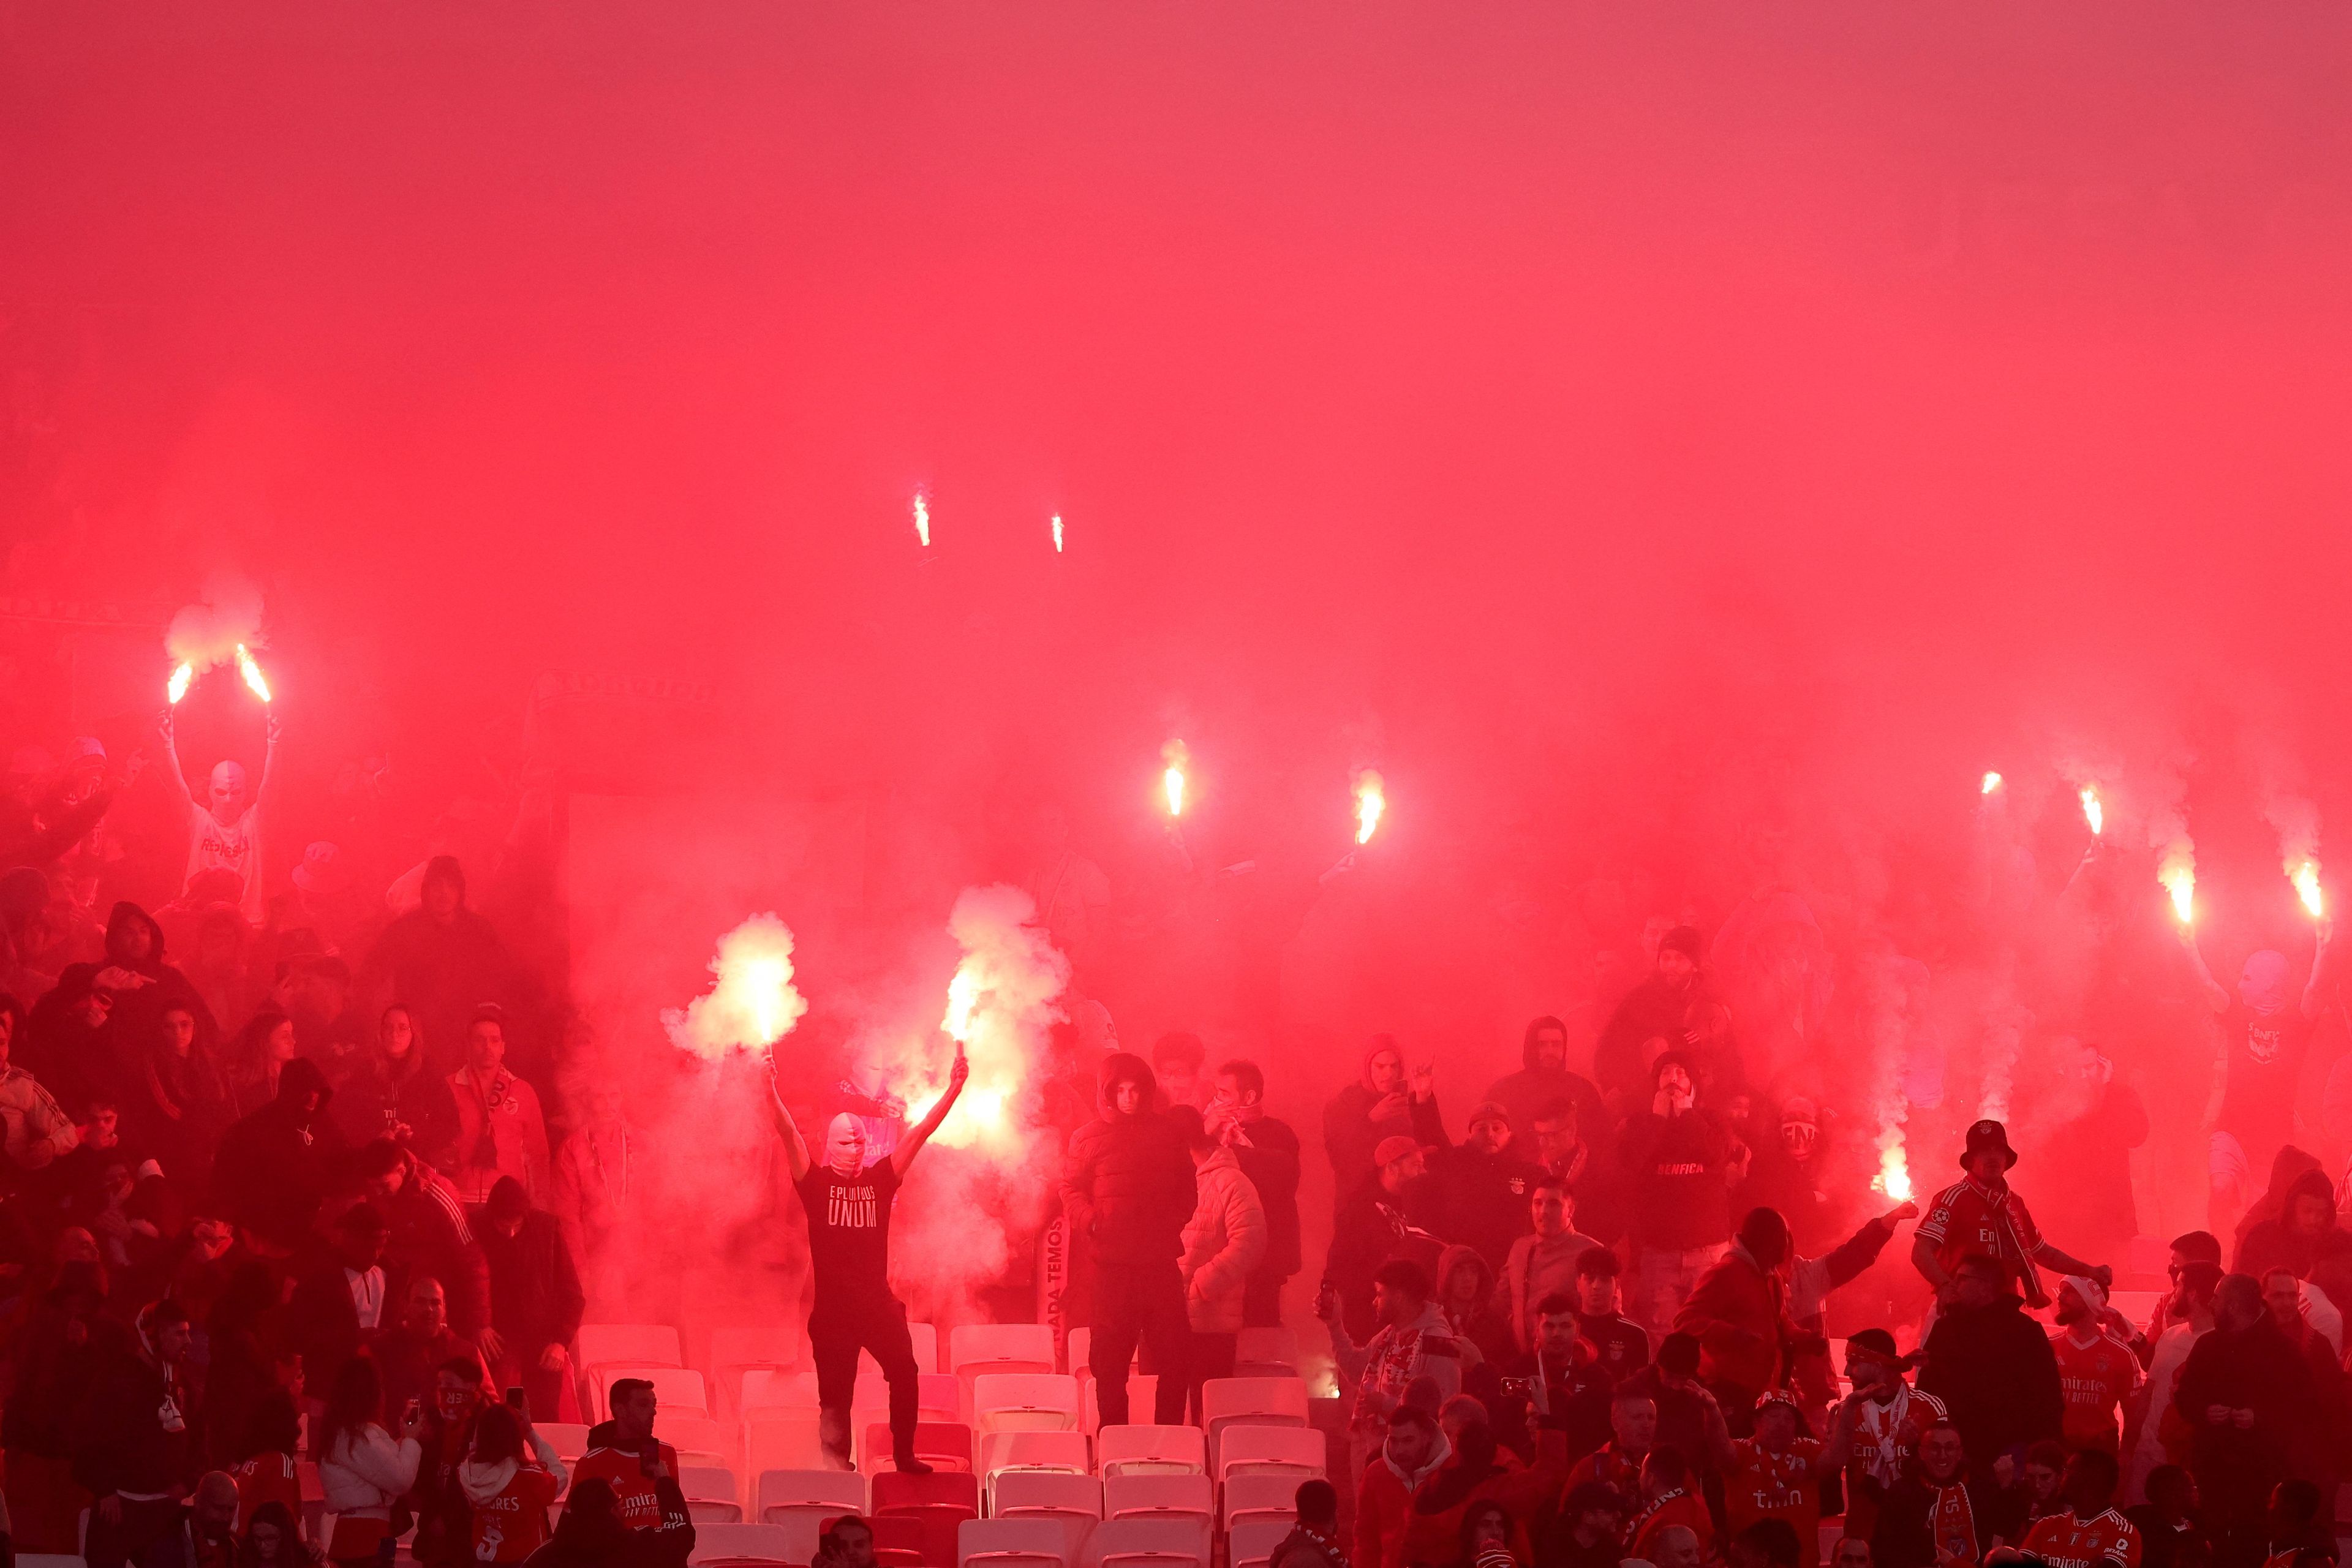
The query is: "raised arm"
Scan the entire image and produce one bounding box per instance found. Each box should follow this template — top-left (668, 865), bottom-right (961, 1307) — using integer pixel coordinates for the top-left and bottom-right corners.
top-left (767, 1055), bottom-right (811, 1183)
top-left (892, 1046), bottom-right (970, 1176)
top-left (2176, 926), bottom-right (2230, 1014)
top-left (157, 707), bottom-right (200, 809)
top-left (2304, 920), bottom-right (2336, 1021)
top-left (256, 709), bottom-right (283, 801)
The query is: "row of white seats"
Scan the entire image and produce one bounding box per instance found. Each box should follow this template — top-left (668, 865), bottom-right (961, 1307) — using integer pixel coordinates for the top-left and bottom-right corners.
top-left (673, 1467), bottom-right (1313, 1531)
top-left (683, 1515), bottom-right (1280, 1568)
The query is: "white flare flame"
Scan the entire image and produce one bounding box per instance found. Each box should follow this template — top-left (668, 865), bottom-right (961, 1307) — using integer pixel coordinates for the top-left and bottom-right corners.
top-left (235, 644), bottom-right (272, 703)
top-left (1162, 739), bottom-right (1188, 818)
top-left (1353, 769), bottom-right (1385, 845)
top-left (913, 491), bottom-right (931, 548)
top-left (1051, 514), bottom-right (1063, 552)
top-left (167, 663), bottom-right (194, 704)
top-left (1980, 771), bottom-right (2002, 795)
top-left (1872, 1141), bottom-right (1913, 1204)
top-left (2080, 785), bottom-right (2103, 837)
top-left (2295, 861), bottom-right (2325, 919)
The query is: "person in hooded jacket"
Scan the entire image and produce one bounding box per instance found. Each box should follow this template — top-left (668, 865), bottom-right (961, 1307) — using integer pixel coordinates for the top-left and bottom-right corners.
top-left (1063, 1051), bottom-right (1196, 1427)
top-left (1486, 1016), bottom-right (1610, 1159)
top-left (1433, 1243), bottom-right (1514, 1372)
top-left (89, 902), bottom-right (216, 1078)
top-left (2234, 1169), bottom-right (2352, 1311)
top-left (1179, 1109), bottom-right (1267, 1412)
top-left (1675, 1207), bottom-right (1806, 1430)
top-left (21, 965), bottom-right (123, 1125)
top-left (212, 1056), bottom-right (344, 1253)
top-left (1325, 1036), bottom-right (1426, 1215)
top-left (1918, 1253), bottom-right (2064, 1480)
top-left (363, 857), bottom-right (518, 1078)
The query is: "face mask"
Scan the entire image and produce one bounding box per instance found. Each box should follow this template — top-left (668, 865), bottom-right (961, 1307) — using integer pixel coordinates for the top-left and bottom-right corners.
top-left (826, 1114), bottom-right (867, 1176)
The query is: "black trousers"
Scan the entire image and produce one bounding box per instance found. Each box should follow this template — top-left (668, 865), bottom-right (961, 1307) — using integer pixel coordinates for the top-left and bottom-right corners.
top-left (1242, 1271), bottom-right (1287, 1329)
top-left (1090, 1259), bottom-right (1189, 1427)
top-left (810, 1294), bottom-right (922, 1461)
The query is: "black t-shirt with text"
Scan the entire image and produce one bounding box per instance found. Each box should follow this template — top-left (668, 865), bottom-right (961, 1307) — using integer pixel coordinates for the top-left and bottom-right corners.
top-left (796, 1158), bottom-right (902, 1302)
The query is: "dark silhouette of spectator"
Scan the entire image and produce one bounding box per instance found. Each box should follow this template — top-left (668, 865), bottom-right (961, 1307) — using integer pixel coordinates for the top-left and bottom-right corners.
top-left (1918, 1252), bottom-right (2064, 1478)
top-left (477, 1175), bottom-right (586, 1420)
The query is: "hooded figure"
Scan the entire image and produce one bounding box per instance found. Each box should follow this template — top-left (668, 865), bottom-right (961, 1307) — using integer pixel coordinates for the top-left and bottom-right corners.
top-left (364, 856), bottom-right (516, 1076)
top-left (2236, 1168), bottom-right (2352, 1310)
top-left (213, 1056), bottom-right (346, 1250)
top-left (1594, 926), bottom-right (1708, 1106)
top-left (1325, 1036), bottom-right (1421, 1212)
top-left (1061, 1052), bottom-right (1194, 1427)
top-left (1485, 1016), bottom-right (1610, 1163)
top-left (91, 903), bottom-right (214, 1055)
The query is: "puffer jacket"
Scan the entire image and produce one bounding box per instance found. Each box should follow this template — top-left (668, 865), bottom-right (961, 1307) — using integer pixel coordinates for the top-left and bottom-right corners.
top-left (1061, 1054), bottom-right (1194, 1267)
top-left (1181, 1147), bottom-right (1267, 1332)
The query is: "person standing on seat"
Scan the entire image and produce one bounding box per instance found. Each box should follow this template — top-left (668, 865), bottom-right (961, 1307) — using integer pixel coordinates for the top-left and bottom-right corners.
top-left (1063, 1051), bottom-right (1197, 1427)
top-left (768, 1043), bottom-right (968, 1472)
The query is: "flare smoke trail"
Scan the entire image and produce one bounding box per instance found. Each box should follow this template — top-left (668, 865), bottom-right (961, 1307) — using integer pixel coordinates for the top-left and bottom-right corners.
top-left (2150, 797), bottom-right (2196, 925)
top-left (164, 571), bottom-right (267, 676)
top-left (880, 885), bottom-right (1071, 1319)
top-left (663, 912), bottom-right (810, 1058)
top-left (2264, 791), bottom-right (2323, 916)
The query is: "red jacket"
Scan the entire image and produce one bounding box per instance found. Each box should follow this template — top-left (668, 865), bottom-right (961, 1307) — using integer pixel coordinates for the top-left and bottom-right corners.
top-left (1673, 1243), bottom-right (1795, 1400)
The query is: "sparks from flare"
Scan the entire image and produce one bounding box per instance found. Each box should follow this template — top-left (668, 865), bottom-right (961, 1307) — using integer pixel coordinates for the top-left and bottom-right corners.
top-left (913, 491), bottom-right (931, 548)
top-left (1051, 514), bottom-right (1063, 552)
top-left (234, 645), bottom-right (272, 703)
top-left (2296, 861), bottom-right (2325, 919)
top-left (2079, 785), bottom-right (2103, 837)
top-left (1981, 771), bottom-right (2002, 795)
top-left (167, 663), bottom-right (194, 704)
top-left (1353, 768), bottom-right (1385, 845)
top-left (1161, 740), bottom-right (1188, 818)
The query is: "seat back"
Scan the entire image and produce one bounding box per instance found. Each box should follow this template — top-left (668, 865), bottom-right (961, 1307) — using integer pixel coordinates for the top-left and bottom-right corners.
top-left (684, 1522), bottom-right (793, 1566)
top-left (663, 1413), bottom-right (734, 1472)
top-left (1229, 1520), bottom-right (1294, 1568)
top-left (538, 1422), bottom-right (591, 1464)
top-left (957, 1517), bottom-right (1067, 1568)
top-left (755, 1468), bottom-right (869, 1521)
top-left (1091, 1517), bottom-right (1207, 1568)
top-left (741, 1368), bottom-right (818, 1414)
top-left (1215, 1425), bottom-right (1325, 1483)
top-left (971, 1373), bottom-right (1080, 1435)
top-left (744, 1412), bottom-right (827, 1477)
top-left (1102, 1473), bottom-right (1211, 1525)
top-left (872, 1468), bottom-right (980, 1515)
top-left (597, 1365), bottom-right (711, 1420)
top-left (948, 1324), bottom-right (1055, 1372)
top-left (679, 1466), bottom-right (742, 1523)
top-left (992, 1471), bottom-right (1101, 1521)
top-left (579, 1323), bottom-right (682, 1370)
top-left (1231, 1328), bottom-right (1300, 1378)
top-left (979, 1430), bottom-right (1091, 1488)
top-left (1220, 1472), bottom-right (1303, 1529)
top-left (1093, 1424), bottom-right (1204, 1477)
top-left (861, 1321), bottom-right (941, 1376)
top-left (861, 1420), bottom-right (973, 1474)
top-left (712, 1325), bottom-right (803, 1416)
top-left (1197, 1378), bottom-right (1308, 1437)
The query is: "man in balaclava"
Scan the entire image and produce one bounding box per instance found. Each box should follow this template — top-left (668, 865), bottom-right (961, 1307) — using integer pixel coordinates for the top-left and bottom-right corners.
top-left (2177, 926), bottom-right (2335, 1237)
top-left (1061, 1052), bottom-right (1197, 1426)
top-left (159, 703), bottom-right (280, 926)
top-left (769, 1045), bottom-right (968, 1471)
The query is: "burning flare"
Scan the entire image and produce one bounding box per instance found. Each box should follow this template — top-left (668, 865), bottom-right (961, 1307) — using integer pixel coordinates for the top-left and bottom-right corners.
top-left (913, 491), bottom-right (931, 548)
top-left (1353, 769), bottom-right (1385, 846)
top-left (896, 884), bottom-right (1071, 1153)
top-left (1161, 740), bottom-right (1188, 818)
top-left (2079, 785), bottom-right (2103, 837)
top-left (234, 644), bottom-right (272, 703)
top-left (1872, 1142), bottom-right (1913, 1205)
top-left (2161, 863), bottom-right (2196, 925)
top-left (2294, 861), bottom-right (2325, 919)
top-left (662, 913), bottom-right (809, 1060)
top-left (167, 663), bottom-right (195, 704)
top-left (1980, 771), bottom-right (2002, 795)
top-left (1051, 514), bottom-right (1064, 553)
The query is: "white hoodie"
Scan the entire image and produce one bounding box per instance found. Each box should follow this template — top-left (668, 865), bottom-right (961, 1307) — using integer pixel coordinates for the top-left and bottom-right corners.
top-left (320, 1425), bottom-right (422, 1520)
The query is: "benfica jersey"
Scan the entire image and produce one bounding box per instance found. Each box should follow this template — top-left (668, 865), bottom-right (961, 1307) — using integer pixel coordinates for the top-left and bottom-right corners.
top-left (1727, 1438), bottom-right (1825, 1565)
top-left (1918, 1177), bottom-right (2047, 1302)
top-left (2050, 1330), bottom-right (2141, 1452)
top-left (2022, 1508), bottom-right (2143, 1568)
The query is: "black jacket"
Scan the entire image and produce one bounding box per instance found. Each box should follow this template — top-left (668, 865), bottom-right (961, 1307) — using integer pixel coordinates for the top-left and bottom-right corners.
top-left (213, 1057), bottom-right (345, 1248)
top-left (1918, 1294), bottom-right (2064, 1471)
top-left (1871, 1473), bottom-right (2019, 1568)
top-left (480, 1208), bottom-right (587, 1356)
top-left (1231, 1115), bottom-right (1303, 1280)
top-left (1060, 1054), bottom-right (1194, 1267)
top-left (1413, 1114), bottom-right (1545, 1272)
top-left (2173, 1313), bottom-right (2318, 1493)
top-left (71, 1336), bottom-right (193, 1499)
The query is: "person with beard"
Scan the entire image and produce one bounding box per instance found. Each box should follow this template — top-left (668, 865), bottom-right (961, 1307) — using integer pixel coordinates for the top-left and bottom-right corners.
top-left (1616, 1055), bottom-right (1738, 1341)
top-left (1869, 1422), bottom-right (2016, 1568)
top-left (126, 998), bottom-right (233, 1189)
top-left (1357, 1405), bottom-right (1449, 1568)
top-left (213, 1056), bottom-right (343, 1254)
top-left (1498, 1293), bottom-right (1616, 1461)
top-left (1919, 1253), bottom-right (2064, 1478)
top-left (2234, 1170), bottom-right (2352, 1310)
top-left (1593, 927), bottom-right (1706, 1110)
top-left (2173, 1275), bottom-right (2317, 1568)
top-left (772, 1039), bottom-right (970, 1469)
top-left (1726, 1392), bottom-right (1850, 1567)
top-left (1329, 1136), bottom-right (1446, 1342)
top-left (1206, 1058), bottom-right (1302, 1327)
top-left (363, 857), bottom-right (518, 1077)
top-left (330, 1004), bottom-right (458, 1158)
top-left (1327, 1037), bottom-right (1434, 1215)
top-left (2128, 1264), bottom-right (2221, 1509)
top-left (2049, 1275), bottom-right (2143, 1455)
top-left (159, 705), bottom-right (279, 927)
top-left (1485, 1017), bottom-right (1610, 1163)
top-left (1327, 1260), bottom-right (1465, 1481)
top-left (1502, 1182), bottom-right (1602, 1354)
top-left (1786, 1203), bottom-right (1914, 1418)
top-left (1418, 1101), bottom-right (1549, 1272)
top-left (2030, 1039), bottom-right (2150, 1266)
top-left (2177, 933), bottom-right (2335, 1240)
